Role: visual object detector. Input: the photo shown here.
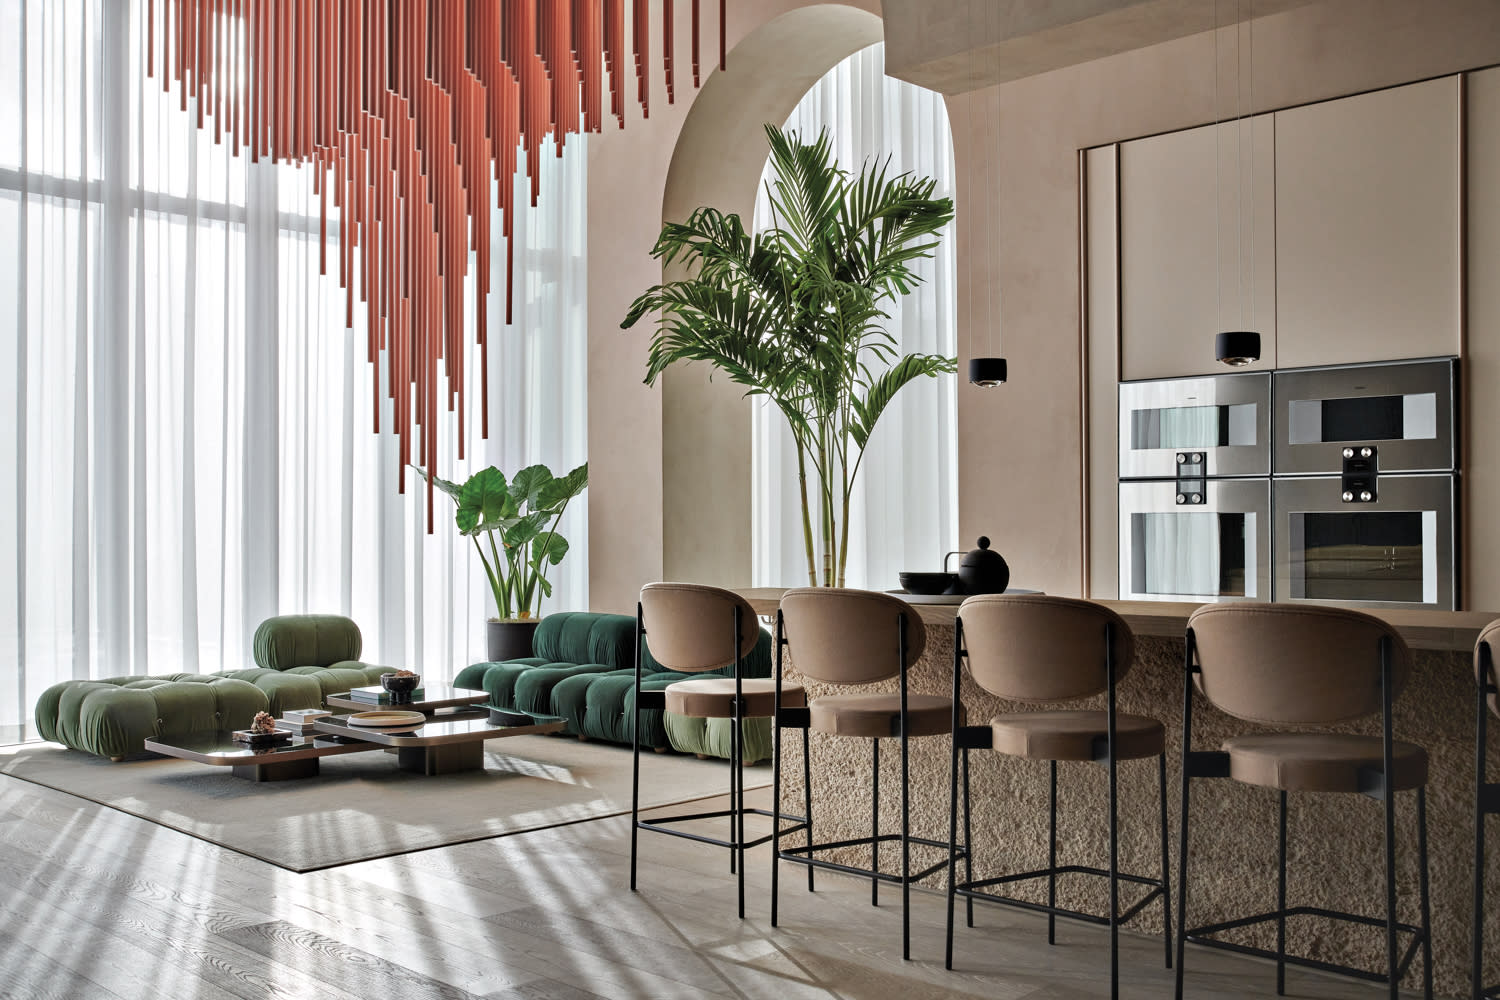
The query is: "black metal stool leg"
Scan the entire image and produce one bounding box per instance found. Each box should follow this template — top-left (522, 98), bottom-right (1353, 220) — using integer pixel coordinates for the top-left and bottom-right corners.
top-left (1385, 772), bottom-right (1400, 1000)
top-left (1277, 789), bottom-right (1288, 996)
top-left (1418, 786), bottom-right (1432, 999)
top-left (871, 737), bottom-right (880, 906)
top-left (728, 717), bottom-right (738, 876)
top-left (1175, 771), bottom-right (1192, 1000)
top-left (1160, 751), bottom-right (1173, 969)
top-left (963, 745), bottom-right (974, 928)
top-left (1048, 759), bottom-right (1058, 945)
top-left (804, 725), bottom-right (814, 892)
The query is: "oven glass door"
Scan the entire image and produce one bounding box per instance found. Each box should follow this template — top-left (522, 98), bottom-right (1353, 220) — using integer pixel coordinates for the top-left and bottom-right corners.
top-left (1273, 475), bottom-right (1455, 610)
top-left (1119, 373), bottom-right (1270, 480)
top-left (1119, 480), bottom-right (1270, 602)
top-left (1273, 359), bottom-right (1455, 475)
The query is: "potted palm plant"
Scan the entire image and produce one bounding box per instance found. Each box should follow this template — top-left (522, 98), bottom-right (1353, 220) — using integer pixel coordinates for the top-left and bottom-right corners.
top-left (622, 125), bottom-right (955, 586)
top-left (414, 462), bottom-right (588, 661)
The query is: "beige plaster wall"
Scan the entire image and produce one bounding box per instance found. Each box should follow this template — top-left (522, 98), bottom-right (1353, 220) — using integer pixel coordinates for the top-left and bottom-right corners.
top-left (586, 0), bottom-right (880, 614)
top-left (952, 0), bottom-right (1500, 601)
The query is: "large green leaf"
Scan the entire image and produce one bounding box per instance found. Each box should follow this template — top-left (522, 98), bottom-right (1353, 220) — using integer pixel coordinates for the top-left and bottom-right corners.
top-left (531, 531), bottom-right (570, 566)
top-left (455, 467), bottom-right (509, 535)
top-left (410, 465), bottom-right (465, 502)
top-left (537, 462), bottom-right (588, 510)
top-left (502, 511), bottom-right (550, 550)
top-left (509, 465), bottom-right (554, 513)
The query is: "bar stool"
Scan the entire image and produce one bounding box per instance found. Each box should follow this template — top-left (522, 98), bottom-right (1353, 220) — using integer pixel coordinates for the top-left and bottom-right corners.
top-left (944, 595), bottom-right (1171, 998)
top-left (1176, 604), bottom-right (1431, 1000)
top-left (629, 583), bottom-right (806, 918)
top-left (1475, 619), bottom-right (1500, 1000)
top-left (771, 588), bottom-right (956, 960)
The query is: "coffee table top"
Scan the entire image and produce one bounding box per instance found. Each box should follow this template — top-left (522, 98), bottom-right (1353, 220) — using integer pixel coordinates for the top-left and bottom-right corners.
top-left (313, 713), bottom-right (565, 746)
top-left (326, 684), bottom-right (489, 713)
top-left (144, 731), bottom-right (375, 765)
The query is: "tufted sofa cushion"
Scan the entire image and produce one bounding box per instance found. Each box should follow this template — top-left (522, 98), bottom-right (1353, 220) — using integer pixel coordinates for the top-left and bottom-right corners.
top-left (456, 611), bottom-right (776, 761)
top-left (253, 614), bottom-right (363, 669)
top-left (35, 675), bottom-right (267, 760)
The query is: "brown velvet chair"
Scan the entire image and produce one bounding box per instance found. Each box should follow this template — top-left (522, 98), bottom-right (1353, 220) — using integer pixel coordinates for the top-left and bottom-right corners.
top-left (1177, 603), bottom-right (1431, 1000)
top-left (1475, 619), bottom-right (1500, 1000)
top-left (629, 582), bottom-right (805, 918)
top-left (944, 595), bottom-right (1171, 999)
top-left (771, 588), bottom-right (955, 961)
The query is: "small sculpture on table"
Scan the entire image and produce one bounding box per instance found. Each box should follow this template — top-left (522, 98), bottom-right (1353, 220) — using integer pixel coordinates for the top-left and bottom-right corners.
top-left (380, 669), bottom-right (421, 705)
top-left (233, 711), bottom-right (292, 745)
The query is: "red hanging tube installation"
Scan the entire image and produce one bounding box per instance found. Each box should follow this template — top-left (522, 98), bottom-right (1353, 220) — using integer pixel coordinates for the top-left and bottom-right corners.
top-left (149, 1), bottom-right (720, 523)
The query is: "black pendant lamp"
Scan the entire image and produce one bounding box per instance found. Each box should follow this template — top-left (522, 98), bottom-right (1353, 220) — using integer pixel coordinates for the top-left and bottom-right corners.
top-left (969, 357), bottom-right (1008, 386)
top-left (1215, 330), bottom-right (1260, 367)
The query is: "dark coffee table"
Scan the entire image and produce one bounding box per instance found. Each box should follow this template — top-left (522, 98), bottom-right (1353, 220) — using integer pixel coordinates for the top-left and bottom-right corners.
top-left (142, 731), bottom-right (373, 781)
top-left (312, 712), bottom-right (566, 775)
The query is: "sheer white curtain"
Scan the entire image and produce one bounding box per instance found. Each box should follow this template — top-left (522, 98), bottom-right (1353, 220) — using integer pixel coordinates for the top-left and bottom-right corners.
top-left (0, 0), bottom-right (587, 743)
top-left (750, 43), bottom-right (958, 590)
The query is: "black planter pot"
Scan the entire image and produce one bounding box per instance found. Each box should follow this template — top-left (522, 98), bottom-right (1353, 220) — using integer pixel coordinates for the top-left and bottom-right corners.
top-left (487, 619), bottom-right (540, 662)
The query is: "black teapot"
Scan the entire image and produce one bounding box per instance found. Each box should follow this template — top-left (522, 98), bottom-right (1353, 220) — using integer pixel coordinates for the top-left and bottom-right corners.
top-left (943, 536), bottom-right (1010, 595)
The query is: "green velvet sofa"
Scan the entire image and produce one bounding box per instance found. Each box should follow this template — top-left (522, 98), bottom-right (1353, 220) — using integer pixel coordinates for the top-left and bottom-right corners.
top-left (454, 611), bottom-right (775, 763)
top-left (34, 615), bottom-right (392, 760)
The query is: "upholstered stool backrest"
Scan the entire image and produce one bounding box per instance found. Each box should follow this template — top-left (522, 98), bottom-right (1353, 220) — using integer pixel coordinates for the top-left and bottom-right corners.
top-left (1477, 619), bottom-right (1500, 720)
top-left (641, 583), bottom-right (760, 673)
top-left (779, 588), bottom-right (925, 685)
top-left (1188, 603), bottom-right (1411, 725)
top-left (958, 594), bottom-right (1134, 703)
top-left (253, 615), bottom-right (362, 670)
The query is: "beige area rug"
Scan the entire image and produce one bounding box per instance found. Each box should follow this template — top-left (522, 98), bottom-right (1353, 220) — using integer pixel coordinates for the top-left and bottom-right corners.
top-left (0, 736), bottom-right (766, 873)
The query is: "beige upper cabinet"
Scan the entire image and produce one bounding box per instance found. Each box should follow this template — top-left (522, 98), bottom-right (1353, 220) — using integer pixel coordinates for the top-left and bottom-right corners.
top-left (1119, 116), bottom-right (1276, 380)
top-left (1274, 77), bottom-right (1461, 369)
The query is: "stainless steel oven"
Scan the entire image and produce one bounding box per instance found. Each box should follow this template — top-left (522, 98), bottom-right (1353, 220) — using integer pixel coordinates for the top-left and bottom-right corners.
top-left (1273, 475), bottom-right (1455, 611)
top-left (1273, 359), bottom-right (1456, 476)
top-left (1119, 372), bottom-right (1271, 480)
top-left (1119, 480), bottom-right (1271, 603)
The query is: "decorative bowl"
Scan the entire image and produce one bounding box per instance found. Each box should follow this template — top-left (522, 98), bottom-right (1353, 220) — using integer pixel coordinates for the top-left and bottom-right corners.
top-left (898, 571), bottom-right (958, 596)
top-left (380, 672), bottom-right (421, 704)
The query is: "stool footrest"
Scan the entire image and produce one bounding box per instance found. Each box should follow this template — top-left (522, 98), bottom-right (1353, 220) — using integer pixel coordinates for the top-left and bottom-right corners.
top-left (638, 806), bottom-right (806, 852)
top-left (776, 707), bottom-right (811, 729)
top-left (778, 832), bottom-right (958, 886)
top-left (956, 865), bottom-right (1166, 927)
top-left (1185, 906), bottom-right (1427, 986)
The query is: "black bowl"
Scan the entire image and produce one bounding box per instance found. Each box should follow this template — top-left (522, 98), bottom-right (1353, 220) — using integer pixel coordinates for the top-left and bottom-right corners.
top-left (899, 571), bottom-right (958, 596)
top-left (380, 673), bottom-right (421, 704)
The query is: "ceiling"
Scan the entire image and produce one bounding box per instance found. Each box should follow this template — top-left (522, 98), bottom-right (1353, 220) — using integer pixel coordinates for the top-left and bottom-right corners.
top-left (880, 0), bottom-right (1323, 93)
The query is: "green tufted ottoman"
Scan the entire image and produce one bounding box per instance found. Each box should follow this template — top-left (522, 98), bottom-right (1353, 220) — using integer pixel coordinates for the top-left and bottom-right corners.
top-left (33, 614), bottom-right (395, 759)
top-left (34, 675), bottom-right (268, 761)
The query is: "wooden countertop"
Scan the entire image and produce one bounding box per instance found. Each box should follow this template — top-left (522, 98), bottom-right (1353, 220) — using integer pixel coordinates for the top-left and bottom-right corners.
top-left (735, 588), bottom-right (1497, 652)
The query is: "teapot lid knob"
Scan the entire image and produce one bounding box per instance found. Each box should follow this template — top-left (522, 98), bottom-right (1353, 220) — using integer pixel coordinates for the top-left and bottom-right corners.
top-left (977, 535), bottom-right (990, 549)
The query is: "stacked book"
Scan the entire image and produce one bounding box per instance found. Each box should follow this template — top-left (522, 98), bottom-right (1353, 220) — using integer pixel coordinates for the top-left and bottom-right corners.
top-left (347, 684), bottom-right (423, 705)
top-left (277, 708), bottom-right (331, 733)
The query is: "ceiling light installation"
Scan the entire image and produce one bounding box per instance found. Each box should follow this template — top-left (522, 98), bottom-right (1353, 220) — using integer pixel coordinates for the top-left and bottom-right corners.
top-left (147, 0), bottom-right (722, 525)
top-left (1213, 0), bottom-right (1261, 367)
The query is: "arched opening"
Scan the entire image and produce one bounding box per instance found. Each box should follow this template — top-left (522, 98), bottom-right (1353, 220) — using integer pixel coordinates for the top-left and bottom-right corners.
top-left (656, 3), bottom-right (884, 587)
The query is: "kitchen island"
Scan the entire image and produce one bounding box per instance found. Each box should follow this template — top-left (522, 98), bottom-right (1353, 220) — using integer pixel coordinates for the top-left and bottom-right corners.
top-left (737, 588), bottom-right (1497, 997)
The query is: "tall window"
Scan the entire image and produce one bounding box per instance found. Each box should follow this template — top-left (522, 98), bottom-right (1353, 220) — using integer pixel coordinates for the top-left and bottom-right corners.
top-left (751, 43), bottom-right (958, 590)
top-left (0, 0), bottom-right (587, 743)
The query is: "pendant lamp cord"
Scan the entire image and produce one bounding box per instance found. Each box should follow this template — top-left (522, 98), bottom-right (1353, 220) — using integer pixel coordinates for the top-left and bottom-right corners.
top-left (1213, 0), bottom-right (1222, 335)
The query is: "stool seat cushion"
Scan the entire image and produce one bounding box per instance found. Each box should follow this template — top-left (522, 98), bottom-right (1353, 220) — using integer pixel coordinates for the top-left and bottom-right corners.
top-left (809, 693), bottom-right (953, 739)
top-left (664, 678), bottom-right (806, 718)
top-left (990, 709), bottom-right (1165, 762)
top-left (1223, 732), bottom-right (1429, 793)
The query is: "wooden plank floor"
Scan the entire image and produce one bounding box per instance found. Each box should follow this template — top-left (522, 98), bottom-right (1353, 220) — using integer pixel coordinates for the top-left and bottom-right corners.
top-left (0, 774), bottom-right (1428, 1000)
